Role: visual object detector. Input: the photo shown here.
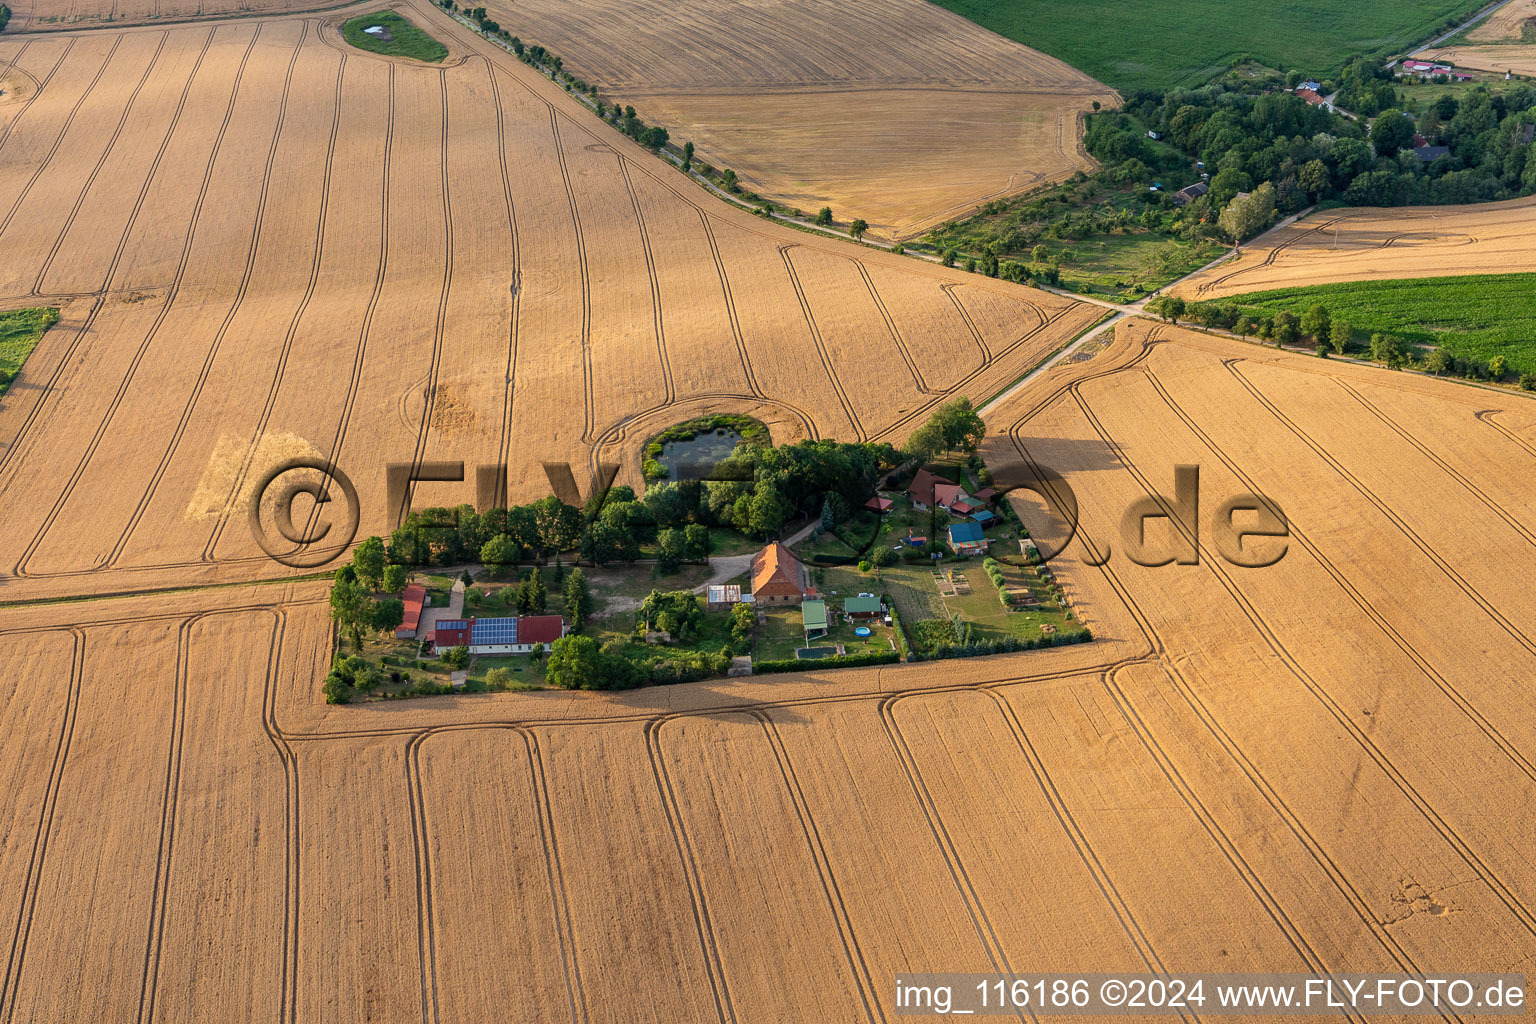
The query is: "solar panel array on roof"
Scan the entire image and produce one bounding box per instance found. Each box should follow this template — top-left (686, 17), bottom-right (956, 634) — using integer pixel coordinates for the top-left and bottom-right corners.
top-left (437, 619), bottom-right (469, 631)
top-left (470, 617), bottom-right (519, 645)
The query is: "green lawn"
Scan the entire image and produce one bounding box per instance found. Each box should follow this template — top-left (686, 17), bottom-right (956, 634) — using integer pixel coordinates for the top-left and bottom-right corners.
top-left (1228, 273), bottom-right (1536, 375)
top-left (0, 307), bottom-right (59, 399)
top-left (1034, 234), bottom-right (1224, 300)
top-left (341, 11), bottom-right (447, 63)
top-left (467, 653), bottom-right (548, 689)
top-left (756, 607), bottom-right (807, 661)
top-left (707, 526), bottom-right (760, 557)
top-left (929, 0), bottom-right (1484, 92)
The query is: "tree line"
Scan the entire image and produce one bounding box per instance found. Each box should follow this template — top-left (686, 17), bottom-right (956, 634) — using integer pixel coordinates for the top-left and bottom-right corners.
top-left (1147, 294), bottom-right (1534, 386)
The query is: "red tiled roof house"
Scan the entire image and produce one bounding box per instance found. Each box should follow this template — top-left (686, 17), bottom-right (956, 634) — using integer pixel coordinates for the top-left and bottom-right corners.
top-left (751, 542), bottom-right (808, 605)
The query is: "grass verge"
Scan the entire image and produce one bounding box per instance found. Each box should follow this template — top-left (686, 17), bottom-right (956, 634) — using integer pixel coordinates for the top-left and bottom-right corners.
top-left (0, 307), bottom-right (60, 400)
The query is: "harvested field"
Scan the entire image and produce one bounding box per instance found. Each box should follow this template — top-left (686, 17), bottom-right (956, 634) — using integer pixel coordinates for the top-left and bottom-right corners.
top-left (6, 0), bottom-right (338, 33)
top-left (0, 6), bottom-right (1102, 604)
top-left (473, 0), bottom-right (1116, 238)
top-left (1174, 194), bottom-right (1536, 300)
top-left (8, 334), bottom-right (1536, 1024)
top-left (1422, 42), bottom-right (1536, 75)
top-left (1466, 0), bottom-right (1536, 42)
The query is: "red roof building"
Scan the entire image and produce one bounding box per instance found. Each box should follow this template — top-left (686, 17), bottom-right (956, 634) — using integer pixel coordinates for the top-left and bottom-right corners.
top-left (431, 616), bottom-right (567, 654)
top-left (396, 583), bottom-right (427, 638)
top-left (907, 467), bottom-right (945, 508)
top-left (432, 619), bottom-right (472, 650)
top-left (516, 615), bottom-right (566, 646)
top-left (864, 496), bottom-right (893, 513)
top-left (933, 482), bottom-right (969, 509)
top-left (752, 542), bottom-right (808, 604)
top-left (1296, 88), bottom-right (1330, 109)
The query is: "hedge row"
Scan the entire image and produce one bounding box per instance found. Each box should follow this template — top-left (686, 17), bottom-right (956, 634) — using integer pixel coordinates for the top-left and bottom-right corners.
top-left (924, 629), bottom-right (1093, 660)
top-left (753, 650), bottom-right (901, 674)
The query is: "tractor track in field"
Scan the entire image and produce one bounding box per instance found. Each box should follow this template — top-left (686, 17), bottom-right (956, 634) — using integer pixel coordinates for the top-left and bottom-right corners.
top-left (1224, 358), bottom-right (1536, 662)
top-left (13, 26), bottom-right (260, 579)
top-left (107, 24), bottom-right (307, 568)
top-left (1063, 339), bottom-right (1536, 946)
top-left (751, 710), bottom-right (884, 1024)
top-left (0, 28), bottom-right (214, 499)
top-left (201, 45), bottom-right (346, 563)
top-left (0, 629), bottom-right (83, 1024)
top-left (1144, 363), bottom-right (1536, 784)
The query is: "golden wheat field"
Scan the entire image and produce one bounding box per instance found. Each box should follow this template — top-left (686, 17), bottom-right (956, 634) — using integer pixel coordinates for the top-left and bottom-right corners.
top-left (3, 317), bottom-right (1536, 1020)
top-left (0, 5), bottom-right (1103, 605)
top-left (471, 0), bottom-right (1117, 239)
top-left (1423, 43), bottom-right (1536, 76)
top-left (1466, 0), bottom-right (1536, 42)
top-left (4, 0), bottom-right (332, 33)
top-left (1173, 194), bottom-right (1536, 299)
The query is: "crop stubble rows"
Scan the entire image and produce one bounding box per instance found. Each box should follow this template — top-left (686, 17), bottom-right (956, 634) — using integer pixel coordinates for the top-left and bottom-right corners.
top-left (2, 316), bottom-right (1536, 1019)
top-left (1174, 195), bottom-right (1536, 300)
top-left (0, 9), bottom-right (1100, 603)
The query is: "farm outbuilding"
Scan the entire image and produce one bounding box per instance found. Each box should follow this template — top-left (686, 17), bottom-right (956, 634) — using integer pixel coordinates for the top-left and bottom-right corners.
top-left (947, 521), bottom-right (988, 557)
top-left (801, 599), bottom-right (829, 641)
top-left (843, 596), bottom-right (883, 620)
top-left (707, 584), bottom-right (743, 609)
top-left (395, 583), bottom-right (428, 639)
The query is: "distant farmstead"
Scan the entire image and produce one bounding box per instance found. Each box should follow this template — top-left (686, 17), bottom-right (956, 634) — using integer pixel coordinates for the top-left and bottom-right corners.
top-left (1295, 87), bottom-right (1333, 112)
top-left (431, 615), bottom-right (566, 655)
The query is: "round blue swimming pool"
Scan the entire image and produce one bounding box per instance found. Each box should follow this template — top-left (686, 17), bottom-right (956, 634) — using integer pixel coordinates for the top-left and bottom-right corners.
top-left (853, 626), bottom-right (872, 637)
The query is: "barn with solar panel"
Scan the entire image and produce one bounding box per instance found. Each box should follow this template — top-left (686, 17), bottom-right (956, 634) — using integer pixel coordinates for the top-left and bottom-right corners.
top-left (431, 614), bottom-right (567, 655)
